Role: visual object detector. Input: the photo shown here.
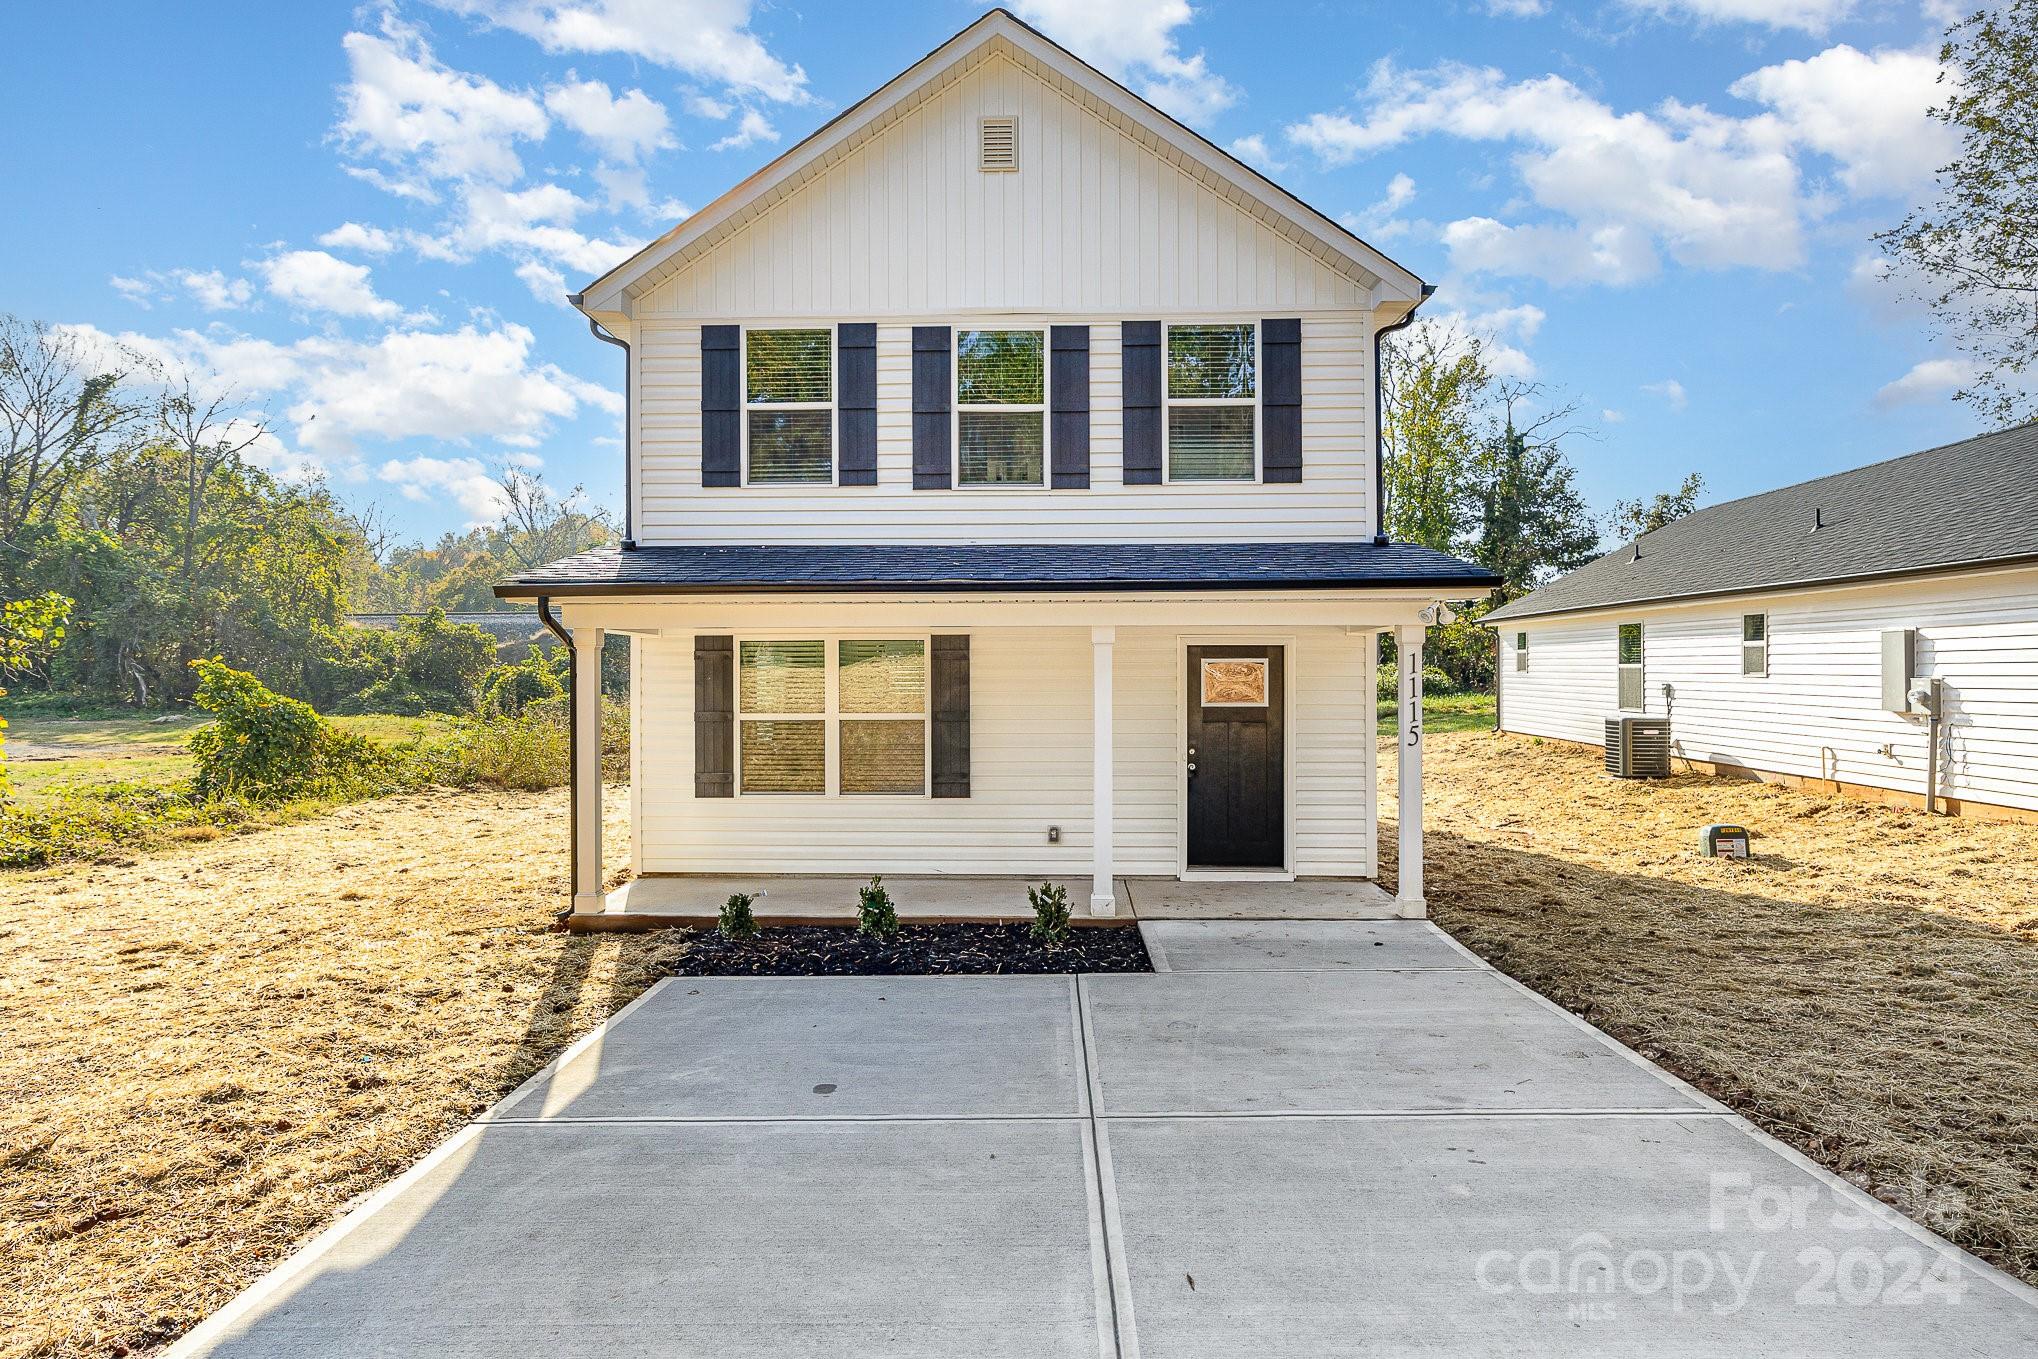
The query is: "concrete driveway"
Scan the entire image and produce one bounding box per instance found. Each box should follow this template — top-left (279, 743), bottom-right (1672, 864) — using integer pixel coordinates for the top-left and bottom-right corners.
top-left (169, 921), bottom-right (2038, 1358)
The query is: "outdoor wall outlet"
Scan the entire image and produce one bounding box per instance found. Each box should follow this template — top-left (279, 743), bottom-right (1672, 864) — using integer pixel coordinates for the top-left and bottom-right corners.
top-left (1047, 825), bottom-right (1060, 844)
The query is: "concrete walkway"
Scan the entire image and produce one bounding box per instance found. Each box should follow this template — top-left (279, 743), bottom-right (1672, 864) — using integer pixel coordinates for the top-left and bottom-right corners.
top-left (168, 922), bottom-right (2038, 1358)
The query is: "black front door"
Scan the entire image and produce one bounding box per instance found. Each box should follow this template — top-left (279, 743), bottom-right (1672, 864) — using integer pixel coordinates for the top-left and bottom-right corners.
top-left (1186, 645), bottom-right (1284, 869)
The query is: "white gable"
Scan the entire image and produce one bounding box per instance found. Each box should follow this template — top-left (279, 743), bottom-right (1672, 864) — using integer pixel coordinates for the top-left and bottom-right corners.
top-left (582, 11), bottom-right (1423, 325)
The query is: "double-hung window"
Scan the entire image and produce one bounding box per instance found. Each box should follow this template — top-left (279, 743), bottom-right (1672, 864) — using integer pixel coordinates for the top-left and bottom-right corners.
top-left (737, 638), bottom-right (928, 795)
top-left (1741, 613), bottom-right (1768, 676)
top-left (1165, 322), bottom-right (1257, 481)
top-left (1515, 631), bottom-right (1529, 673)
top-left (956, 328), bottom-right (1045, 486)
top-left (1617, 623), bottom-right (1645, 711)
top-left (744, 327), bottom-right (833, 483)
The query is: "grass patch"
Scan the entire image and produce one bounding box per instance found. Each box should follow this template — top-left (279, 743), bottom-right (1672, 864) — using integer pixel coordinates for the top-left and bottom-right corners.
top-left (1382, 730), bottom-right (2038, 1287)
top-left (1376, 690), bottom-right (1494, 736)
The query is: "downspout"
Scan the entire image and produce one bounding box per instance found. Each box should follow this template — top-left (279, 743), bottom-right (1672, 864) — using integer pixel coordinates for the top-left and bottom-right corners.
top-left (568, 294), bottom-right (636, 552)
top-left (537, 597), bottom-right (577, 921)
top-left (1373, 284), bottom-right (1436, 546)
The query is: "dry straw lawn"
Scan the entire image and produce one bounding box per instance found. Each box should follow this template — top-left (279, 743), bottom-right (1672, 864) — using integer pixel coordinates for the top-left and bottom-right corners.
top-left (1385, 730), bottom-right (2038, 1286)
top-left (3, 731), bottom-right (2035, 1356)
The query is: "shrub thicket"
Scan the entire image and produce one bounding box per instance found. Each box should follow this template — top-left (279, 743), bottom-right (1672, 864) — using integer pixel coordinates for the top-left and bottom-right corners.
top-left (187, 658), bottom-right (392, 801)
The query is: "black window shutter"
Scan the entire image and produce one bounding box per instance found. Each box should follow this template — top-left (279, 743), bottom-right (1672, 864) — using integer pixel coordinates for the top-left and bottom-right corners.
top-left (1121, 321), bottom-right (1162, 485)
top-left (836, 323), bottom-right (877, 485)
top-left (931, 634), bottom-right (971, 798)
top-left (912, 326), bottom-right (952, 490)
top-left (1261, 318), bottom-right (1302, 483)
top-left (694, 635), bottom-right (734, 798)
top-left (1049, 325), bottom-right (1090, 489)
top-left (701, 325), bottom-right (741, 487)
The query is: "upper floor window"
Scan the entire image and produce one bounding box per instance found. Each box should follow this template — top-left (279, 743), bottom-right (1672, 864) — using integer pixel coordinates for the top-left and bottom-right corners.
top-left (745, 327), bottom-right (833, 484)
top-left (1166, 322), bottom-right (1257, 482)
top-left (956, 329), bottom-right (1045, 486)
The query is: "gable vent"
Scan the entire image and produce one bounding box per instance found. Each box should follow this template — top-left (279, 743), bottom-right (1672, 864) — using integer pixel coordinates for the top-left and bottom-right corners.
top-left (979, 115), bottom-right (1018, 171)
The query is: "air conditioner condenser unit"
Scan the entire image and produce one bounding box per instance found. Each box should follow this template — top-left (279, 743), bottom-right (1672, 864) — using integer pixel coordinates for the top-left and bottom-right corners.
top-left (1605, 715), bottom-right (1672, 779)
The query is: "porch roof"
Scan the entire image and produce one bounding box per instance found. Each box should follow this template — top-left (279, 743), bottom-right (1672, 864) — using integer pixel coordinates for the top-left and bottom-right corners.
top-left (494, 542), bottom-right (1500, 599)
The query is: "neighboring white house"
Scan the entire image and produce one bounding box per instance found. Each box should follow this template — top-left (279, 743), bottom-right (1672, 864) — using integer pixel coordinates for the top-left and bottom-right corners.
top-left (1486, 424), bottom-right (2038, 821)
top-left (496, 9), bottom-right (1496, 922)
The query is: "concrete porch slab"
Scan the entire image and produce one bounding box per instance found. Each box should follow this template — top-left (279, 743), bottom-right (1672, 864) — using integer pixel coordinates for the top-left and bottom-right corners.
top-left (1080, 969), bottom-right (1714, 1115)
top-left (1099, 1112), bottom-right (2038, 1358)
top-left (175, 1119), bottom-right (1111, 1359)
top-left (1140, 919), bottom-right (1477, 972)
top-left (484, 976), bottom-right (1087, 1121)
top-left (600, 874), bottom-right (1134, 923)
top-left (1123, 877), bottom-right (1399, 920)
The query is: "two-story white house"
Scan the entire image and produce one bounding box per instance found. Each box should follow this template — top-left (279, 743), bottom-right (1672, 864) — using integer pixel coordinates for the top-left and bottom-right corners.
top-left (495, 9), bottom-right (1496, 924)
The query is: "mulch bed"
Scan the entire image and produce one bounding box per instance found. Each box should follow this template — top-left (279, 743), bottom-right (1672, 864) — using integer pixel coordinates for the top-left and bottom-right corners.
top-left (661, 922), bottom-right (1153, 976)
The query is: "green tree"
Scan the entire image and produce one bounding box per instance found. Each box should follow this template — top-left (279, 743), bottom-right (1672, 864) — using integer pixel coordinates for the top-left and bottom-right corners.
top-left (1472, 390), bottom-right (1602, 602)
top-left (1608, 472), bottom-right (1705, 542)
top-left (1381, 321), bottom-right (1491, 550)
top-left (0, 592), bottom-right (70, 797)
top-left (1876, 5), bottom-right (2038, 425)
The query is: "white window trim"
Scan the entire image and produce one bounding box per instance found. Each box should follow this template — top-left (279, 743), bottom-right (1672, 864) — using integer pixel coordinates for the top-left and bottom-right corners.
top-left (1617, 622), bottom-right (1645, 711)
top-left (1742, 613), bottom-right (1769, 677)
top-left (1161, 321), bottom-right (1262, 485)
top-left (733, 633), bottom-right (932, 798)
top-left (740, 323), bottom-right (838, 488)
top-left (1515, 631), bottom-right (1529, 673)
top-left (952, 326), bottom-right (1049, 489)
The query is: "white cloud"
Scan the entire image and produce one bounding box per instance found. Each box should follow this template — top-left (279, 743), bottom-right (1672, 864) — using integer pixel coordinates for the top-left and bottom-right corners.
top-left (1644, 378), bottom-right (1689, 410)
top-left (1343, 171), bottom-right (1417, 242)
top-left (427, 0), bottom-right (810, 103)
top-left (379, 454), bottom-right (512, 522)
top-left (515, 259), bottom-right (571, 306)
top-left (1228, 133), bottom-right (1284, 173)
top-left (710, 107), bottom-right (778, 152)
top-left (336, 17), bottom-right (549, 188)
top-left (258, 250), bottom-right (404, 321)
top-left (1601, 408), bottom-right (1626, 423)
top-left (543, 76), bottom-right (675, 161)
top-left (1730, 45), bottom-right (1954, 198)
top-left (1010, 0), bottom-right (1238, 127)
top-left (1443, 218), bottom-right (1660, 286)
top-left (1619, 0), bottom-right (1857, 36)
top-left (110, 275), bottom-right (155, 307)
top-left (175, 269), bottom-right (254, 311)
top-left (685, 92), bottom-right (732, 120)
top-left (1874, 357), bottom-right (1972, 409)
top-left (319, 222), bottom-right (398, 254)
top-left (1487, 0), bottom-right (1548, 14)
top-left (438, 182), bottom-right (647, 275)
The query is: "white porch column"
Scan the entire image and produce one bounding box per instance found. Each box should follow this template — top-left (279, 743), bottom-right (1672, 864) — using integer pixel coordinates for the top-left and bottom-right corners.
top-left (1090, 626), bottom-right (1117, 916)
top-left (572, 626), bottom-right (606, 912)
top-left (1395, 623), bottom-right (1426, 917)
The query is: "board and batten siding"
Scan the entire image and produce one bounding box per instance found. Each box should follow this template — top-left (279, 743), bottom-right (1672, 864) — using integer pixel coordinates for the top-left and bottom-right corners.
top-left (633, 316), bottom-right (1373, 543)
top-left (636, 53), bottom-right (1371, 320)
top-left (1496, 565), bottom-right (2038, 814)
top-left (633, 625), bottom-right (1374, 876)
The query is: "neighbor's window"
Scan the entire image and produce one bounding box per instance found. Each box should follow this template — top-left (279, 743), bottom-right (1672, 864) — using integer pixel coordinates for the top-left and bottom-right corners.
top-left (745, 328), bottom-right (833, 484)
top-left (737, 637), bottom-right (927, 795)
top-left (1742, 613), bottom-right (1768, 677)
top-left (1515, 631), bottom-right (1529, 673)
top-left (956, 329), bottom-right (1045, 486)
top-left (1617, 622), bottom-right (1645, 711)
top-left (1166, 322), bottom-right (1256, 481)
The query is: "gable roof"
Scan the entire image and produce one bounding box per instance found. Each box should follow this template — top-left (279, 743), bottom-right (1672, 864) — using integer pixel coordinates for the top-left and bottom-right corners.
top-left (573, 8), bottom-right (1425, 324)
top-left (494, 541), bottom-right (1499, 599)
top-left (1486, 423), bottom-right (2038, 624)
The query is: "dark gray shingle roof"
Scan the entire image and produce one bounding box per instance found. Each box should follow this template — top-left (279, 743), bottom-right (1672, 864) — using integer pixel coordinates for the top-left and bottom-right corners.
top-left (495, 541), bottom-right (1498, 597)
top-left (1487, 423), bottom-right (2038, 623)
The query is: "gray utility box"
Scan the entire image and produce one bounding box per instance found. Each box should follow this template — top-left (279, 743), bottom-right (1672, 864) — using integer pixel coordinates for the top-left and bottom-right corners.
top-left (1605, 715), bottom-right (1672, 779)
top-left (1882, 629), bottom-right (1917, 712)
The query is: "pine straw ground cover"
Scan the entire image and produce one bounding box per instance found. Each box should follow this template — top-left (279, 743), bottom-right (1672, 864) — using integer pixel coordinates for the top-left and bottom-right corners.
top-left (0, 785), bottom-right (681, 1359)
top-left (1382, 730), bottom-right (2038, 1287)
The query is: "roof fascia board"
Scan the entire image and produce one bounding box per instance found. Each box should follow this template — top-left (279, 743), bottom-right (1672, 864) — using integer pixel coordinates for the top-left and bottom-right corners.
top-left (579, 11), bottom-right (1422, 314)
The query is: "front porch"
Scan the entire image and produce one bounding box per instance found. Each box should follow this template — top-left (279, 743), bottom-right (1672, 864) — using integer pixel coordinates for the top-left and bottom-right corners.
top-left (574, 873), bottom-right (1406, 930)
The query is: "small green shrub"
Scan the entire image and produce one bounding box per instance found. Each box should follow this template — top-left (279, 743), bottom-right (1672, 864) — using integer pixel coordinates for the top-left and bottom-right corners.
top-left (1027, 881), bottom-right (1071, 945)
top-left (719, 891), bottom-right (760, 939)
top-left (856, 874), bottom-right (899, 939)
top-left (481, 646), bottom-right (567, 716)
top-left (187, 658), bottom-right (390, 802)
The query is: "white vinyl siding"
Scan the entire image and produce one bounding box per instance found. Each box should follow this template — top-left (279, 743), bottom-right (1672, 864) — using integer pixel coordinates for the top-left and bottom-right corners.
top-left (1495, 565), bottom-right (2038, 814)
top-left (635, 622), bottom-right (1374, 877)
top-left (634, 315), bottom-right (1374, 543)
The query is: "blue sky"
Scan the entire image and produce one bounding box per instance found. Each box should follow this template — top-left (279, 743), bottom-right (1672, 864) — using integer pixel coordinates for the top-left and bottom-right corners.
top-left (0, 0), bottom-right (1981, 541)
